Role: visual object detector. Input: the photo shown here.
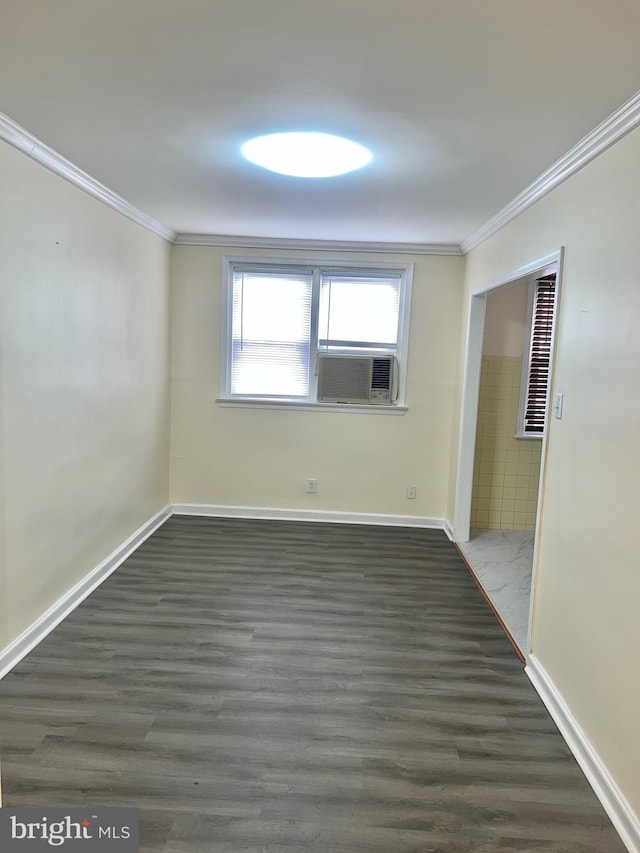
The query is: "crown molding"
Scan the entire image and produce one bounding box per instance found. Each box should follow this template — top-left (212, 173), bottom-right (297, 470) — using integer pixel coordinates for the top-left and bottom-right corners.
top-left (174, 232), bottom-right (463, 255)
top-left (8, 84), bottom-right (640, 258)
top-left (0, 111), bottom-right (176, 243)
top-left (461, 89), bottom-right (640, 254)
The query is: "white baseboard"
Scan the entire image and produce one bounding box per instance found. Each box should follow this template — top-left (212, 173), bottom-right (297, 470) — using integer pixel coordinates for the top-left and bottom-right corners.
top-left (172, 503), bottom-right (446, 530)
top-left (443, 519), bottom-right (454, 541)
top-left (0, 504), bottom-right (172, 681)
top-left (526, 654), bottom-right (640, 853)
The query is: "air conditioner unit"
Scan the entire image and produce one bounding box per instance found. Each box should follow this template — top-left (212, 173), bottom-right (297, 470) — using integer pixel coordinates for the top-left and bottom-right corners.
top-left (317, 354), bottom-right (395, 405)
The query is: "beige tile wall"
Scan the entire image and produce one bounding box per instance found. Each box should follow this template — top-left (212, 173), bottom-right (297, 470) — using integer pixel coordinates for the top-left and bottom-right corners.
top-left (471, 355), bottom-right (541, 530)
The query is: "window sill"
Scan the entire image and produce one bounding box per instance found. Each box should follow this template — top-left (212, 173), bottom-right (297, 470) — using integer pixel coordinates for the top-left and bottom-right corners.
top-left (216, 398), bottom-right (408, 415)
top-left (514, 432), bottom-right (543, 440)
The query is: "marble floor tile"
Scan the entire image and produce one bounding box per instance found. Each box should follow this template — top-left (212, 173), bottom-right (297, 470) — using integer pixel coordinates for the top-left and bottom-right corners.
top-left (457, 529), bottom-right (534, 654)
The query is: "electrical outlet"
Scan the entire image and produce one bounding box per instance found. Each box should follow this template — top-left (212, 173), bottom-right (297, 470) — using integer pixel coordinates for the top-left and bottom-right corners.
top-left (306, 478), bottom-right (318, 494)
top-left (407, 485), bottom-right (417, 499)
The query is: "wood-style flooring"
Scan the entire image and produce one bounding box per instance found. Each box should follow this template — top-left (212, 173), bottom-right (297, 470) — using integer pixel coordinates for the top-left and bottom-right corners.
top-left (0, 517), bottom-right (625, 852)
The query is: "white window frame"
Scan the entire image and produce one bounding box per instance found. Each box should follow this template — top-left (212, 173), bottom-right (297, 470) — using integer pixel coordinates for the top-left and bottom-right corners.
top-left (515, 276), bottom-right (555, 439)
top-left (218, 254), bottom-right (414, 413)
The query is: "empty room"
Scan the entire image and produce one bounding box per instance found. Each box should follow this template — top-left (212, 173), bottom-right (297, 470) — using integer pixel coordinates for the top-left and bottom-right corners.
top-left (0, 2), bottom-right (639, 852)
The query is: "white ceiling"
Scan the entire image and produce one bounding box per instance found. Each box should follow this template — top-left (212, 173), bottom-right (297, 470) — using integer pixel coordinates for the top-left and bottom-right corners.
top-left (2, 0), bottom-right (640, 245)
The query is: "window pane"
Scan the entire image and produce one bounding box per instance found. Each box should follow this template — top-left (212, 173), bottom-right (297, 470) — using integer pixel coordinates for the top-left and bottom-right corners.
top-left (318, 275), bottom-right (400, 349)
top-left (231, 271), bottom-right (312, 397)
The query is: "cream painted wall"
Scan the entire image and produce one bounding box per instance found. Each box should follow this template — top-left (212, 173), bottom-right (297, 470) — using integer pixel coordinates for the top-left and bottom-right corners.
top-left (460, 126), bottom-right (640, 818)
top-left (0, 141), bottom-right (171, 650)
top-left (483, 281), bottom-right (528, 356)
top-left (170, 246), bottom-right (464, 519)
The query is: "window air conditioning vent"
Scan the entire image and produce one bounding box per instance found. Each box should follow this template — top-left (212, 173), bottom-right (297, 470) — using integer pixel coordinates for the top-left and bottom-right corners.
top-left (317, 354), bottom-right (394, 405)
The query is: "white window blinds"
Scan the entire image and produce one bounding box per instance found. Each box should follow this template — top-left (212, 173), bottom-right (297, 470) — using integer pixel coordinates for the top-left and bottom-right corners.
top-left (523, 275), bottom-right (556, 434)
top-left (230, 268), bottom-right (313, 397)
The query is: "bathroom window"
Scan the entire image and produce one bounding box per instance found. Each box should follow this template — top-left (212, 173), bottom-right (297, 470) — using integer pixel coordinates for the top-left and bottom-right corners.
top-left (516, 275), bottom-right (556, 437)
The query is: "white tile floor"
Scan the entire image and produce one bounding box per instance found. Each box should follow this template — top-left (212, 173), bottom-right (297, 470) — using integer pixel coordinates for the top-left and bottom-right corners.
top-left (457, 529), bottom-right (535, 654)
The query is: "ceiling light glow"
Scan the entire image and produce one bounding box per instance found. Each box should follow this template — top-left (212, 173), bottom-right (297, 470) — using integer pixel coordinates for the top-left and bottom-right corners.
top-left (241, 132), bottom-right (372, 178)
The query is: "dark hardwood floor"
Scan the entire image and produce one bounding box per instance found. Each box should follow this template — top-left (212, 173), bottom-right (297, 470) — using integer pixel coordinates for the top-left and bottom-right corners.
top-left (0, 516), bottom-right (625, 852)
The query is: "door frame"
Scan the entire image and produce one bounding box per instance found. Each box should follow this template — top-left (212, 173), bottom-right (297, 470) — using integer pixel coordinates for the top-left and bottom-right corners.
top-left (452, 248), bottom-right (564, 655)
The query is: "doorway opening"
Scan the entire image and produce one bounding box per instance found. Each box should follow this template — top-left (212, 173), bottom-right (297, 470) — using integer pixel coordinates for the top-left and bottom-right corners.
top-left (453, 250), bottom-right (562, 658)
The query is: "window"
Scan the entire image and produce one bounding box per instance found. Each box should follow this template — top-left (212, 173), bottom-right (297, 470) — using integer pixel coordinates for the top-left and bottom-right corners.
top-left (517, 274), bottom-right (557, 437)
top-left (219, 256), bottom-right (413, 409)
